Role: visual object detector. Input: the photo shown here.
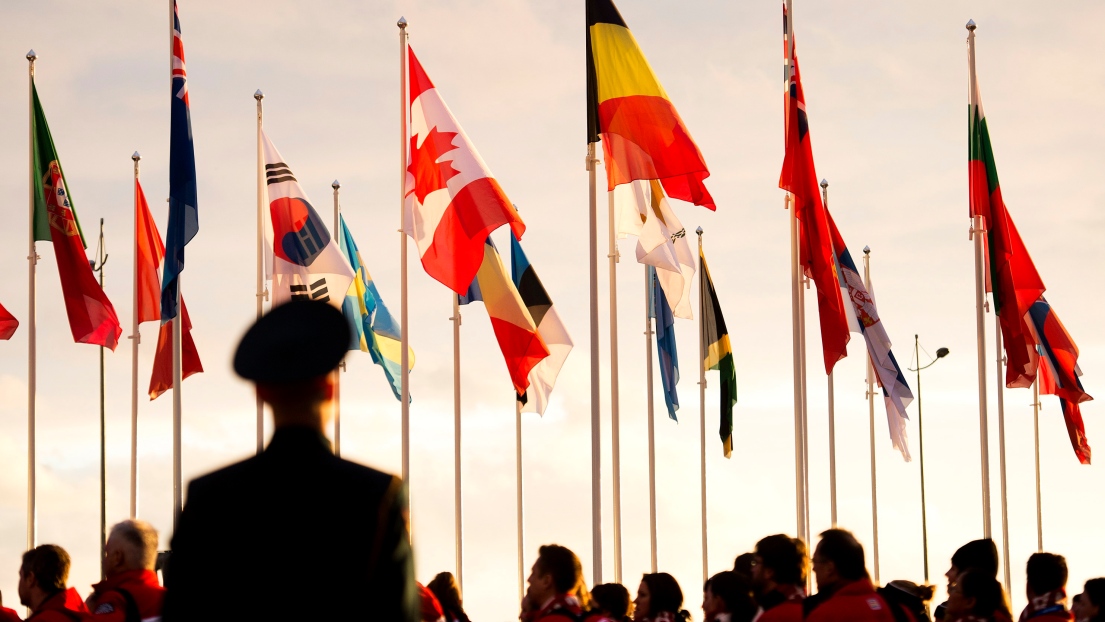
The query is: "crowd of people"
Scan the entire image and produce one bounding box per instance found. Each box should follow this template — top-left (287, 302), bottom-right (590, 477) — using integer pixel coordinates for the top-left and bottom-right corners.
top-left (5, 302), bottom-right (1104, 621)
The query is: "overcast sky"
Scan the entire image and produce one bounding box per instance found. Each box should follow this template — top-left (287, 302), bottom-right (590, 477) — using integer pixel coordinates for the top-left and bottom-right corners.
top-left (1, 1), bottom-right (1103, 620)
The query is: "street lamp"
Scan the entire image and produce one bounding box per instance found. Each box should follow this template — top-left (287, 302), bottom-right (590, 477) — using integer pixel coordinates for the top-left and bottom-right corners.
top-left (908, 335), bottom-right (949, 584)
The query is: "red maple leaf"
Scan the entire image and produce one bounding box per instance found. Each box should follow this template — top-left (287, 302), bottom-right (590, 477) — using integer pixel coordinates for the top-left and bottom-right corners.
top-left (407, 126), bottom-right (461, 204)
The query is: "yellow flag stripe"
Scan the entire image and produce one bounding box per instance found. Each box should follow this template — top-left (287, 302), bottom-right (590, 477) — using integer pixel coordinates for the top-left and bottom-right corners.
top-left (589, 23), bottom-right (669, 103)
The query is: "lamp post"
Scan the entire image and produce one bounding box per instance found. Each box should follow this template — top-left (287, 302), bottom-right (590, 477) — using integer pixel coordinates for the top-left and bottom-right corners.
top-left (908, 336), bottom-right (949, 584)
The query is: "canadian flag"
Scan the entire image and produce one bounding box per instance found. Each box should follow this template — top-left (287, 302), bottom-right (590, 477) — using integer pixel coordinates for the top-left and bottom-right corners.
top-left (403, 46), bottom-right (526, 295)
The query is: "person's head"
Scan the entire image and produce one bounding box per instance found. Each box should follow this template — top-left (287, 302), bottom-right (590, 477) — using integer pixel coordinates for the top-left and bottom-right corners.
top-left (103, 519), bottom-right (159, 578)
top-left (635, 573), bottom-right (683, 621)
top-left (592, 583), bottom-right (632, 620)
top-left (753, 534), bottom-right (808, 593)
top-left (18, 545), bottom-right (70, 610)
top-left (1073, 579), bottom-right (1105, 622)
top-left (703, 571), bottom-right (756, 622)
top-left (526, 545), bottom-right (584, 608)
top-left (946, 570), bottom-right (1010, 620)
top-left (234, 300), bottom-right (349, 431)
top-left (427, 572), bottom-right (463, 615)
top-left (812, 529), bottom-right (867, 592)
top-left (733, 553), bottom-right (757, 584)
top-left (1026, 552), bottom-right (1068, 599)
top-left (879, 580), bottom-right (936, 622)
top-left (946, 539), bottom-right (1000, 588)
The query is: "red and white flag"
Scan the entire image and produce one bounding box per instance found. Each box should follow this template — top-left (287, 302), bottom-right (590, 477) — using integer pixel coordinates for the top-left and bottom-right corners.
top-left (403, 46), bottom-right (526, 295)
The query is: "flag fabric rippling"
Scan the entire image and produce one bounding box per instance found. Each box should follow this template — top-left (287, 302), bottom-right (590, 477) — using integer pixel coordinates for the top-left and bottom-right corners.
top-left (698, 246), bottom-right (736, 457)
top-left (649, 266), bottom-right (679, 420)
top-left (1027, 298), bottom-right (1092, 464)
top-left (615, 179), bottom-right (695, 319)
top-left (149, 301), bottom-right (203, 400)
top-left (0, 301), bottom-right (17, 340)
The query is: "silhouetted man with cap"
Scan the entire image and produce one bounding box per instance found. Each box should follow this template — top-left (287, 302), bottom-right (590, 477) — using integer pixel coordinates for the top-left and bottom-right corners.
top-left (163, 300), bottom-right (418, 621)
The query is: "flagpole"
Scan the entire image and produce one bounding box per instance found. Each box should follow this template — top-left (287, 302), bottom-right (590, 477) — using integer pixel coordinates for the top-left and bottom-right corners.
top-left (172, 277), bottom-right (182, 530)
top-left (914, 335), bottom-right (930, 583)
top-left (254, 88), bottom-right (265, 455)
top-left (27, 48), bottom-right (38, 552)
top-left (516, 398), bottom-right (525, 603)
top-left (587, 141), bottom-right (603, 583)
top-left (821, 179), bottom-right (837, 527)
top-left (91, 219), bottom-right (108, 577)
top-left (644, 266), bottom-right (657, 573)
top-left (398, 17), bottom-right (411, 487)
top-left (863, 248), bottom-right (880, 584)
top-left (451, 296), bottom-right (464, 589)
top-left (697, 228), bottom-right (708, 584)
top-left (1032, 378), bottom-right (1042, 551)
top-left (332, 180), bottom-right (342, 457)
top-left (130, 152), bottom-right (141, 518)
top-left (798, 262), bottom-right (810, 547)
top-left (607, 190), bottom-right (623, 583)
top-left (995, 316), bottom-right (1011, 594)
top-left (966, 18), bottom-right (992, 540)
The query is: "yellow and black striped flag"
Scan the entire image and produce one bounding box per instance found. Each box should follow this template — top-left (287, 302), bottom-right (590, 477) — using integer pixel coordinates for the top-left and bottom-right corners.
top-left (699, 246), bottom-right (736, 457)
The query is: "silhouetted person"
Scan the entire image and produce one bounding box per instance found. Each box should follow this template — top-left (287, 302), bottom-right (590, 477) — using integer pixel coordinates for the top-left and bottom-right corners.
top-left (162, 300), bottom-right (418, 621)
top-left (634, 573), bottom-right (690, 622)
top-left (733, 553), bottom-right (757, 585)
top-left (702, 570), bottom-right (756, 622)
top-left (0, 589), bottom-right (22, 622)
top-left (805, 529), bottom-right (895, 622)
top-left (18, 545), bottom-right (90, 621)
top-left (752, 534), bottom-right (807, 622)
top-left (937, 540), bottom-right (1001, 621)
top-left (1020, 553), bottom-right (1074, 621)
top-left (1072, 579), bottom-right (1105, 622)
top-left (878, 580), bottom-right (936, 622)
top-left (86, 519), bottom-right (165, 621)
top-left (428, 572), bottom-right (470, 622)
top-left (522, 544), bottom-right (590, 621)
top-left (943, 570), bottom-right (1012, 622)
top-left (590, 583), bottom-right (632, 622)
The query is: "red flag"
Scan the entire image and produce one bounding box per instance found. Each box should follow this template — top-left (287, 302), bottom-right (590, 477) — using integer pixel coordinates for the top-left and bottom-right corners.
top-left (0, 300), bottom-right (18, 340)
top-left (1030, 298), bottom-right (1092, 464)
top-left (778, 7), bottom-right (849, 374)
top-left (135, 180), bottom-right (164, 323)
top-left (149, 299), bottom-right (203, 400)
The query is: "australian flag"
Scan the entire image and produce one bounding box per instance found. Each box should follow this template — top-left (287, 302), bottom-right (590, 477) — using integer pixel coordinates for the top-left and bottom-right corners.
top-left (162, 0), bottom-right (198, 321)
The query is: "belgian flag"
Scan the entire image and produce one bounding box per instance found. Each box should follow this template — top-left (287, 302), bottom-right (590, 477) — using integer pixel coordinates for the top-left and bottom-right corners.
top-left (699, 246), bottom-right (736, 458)
top-left (586, 0), bottom-right (714, 210)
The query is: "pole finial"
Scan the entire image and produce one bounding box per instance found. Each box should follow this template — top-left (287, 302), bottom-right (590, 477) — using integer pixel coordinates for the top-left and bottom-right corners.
top-left (863, 245), bottom-right (871, 255)
top-left (27, 49), bottom-right (36, 61)
top-left (332, 179), bottom-right (340, 189)
top-left (966, 19), bottom-right (977, 31)
top-left (254, 89), bottom-right (264, 100)
top-left (132, 151), bottom-right (141, 162)
top-left (820, 178), bottom-right (828, 189)
top-left (695, 226), bottom-right (703, 236)
top-left (397, 16), bottom-right (407, 28)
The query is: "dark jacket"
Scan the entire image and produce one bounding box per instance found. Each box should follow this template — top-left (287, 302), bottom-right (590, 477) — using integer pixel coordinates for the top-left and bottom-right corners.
top-left (162, 426), bottom-right (418, 621)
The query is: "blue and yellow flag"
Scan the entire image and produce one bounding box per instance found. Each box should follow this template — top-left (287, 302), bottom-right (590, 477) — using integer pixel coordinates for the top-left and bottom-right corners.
top-left (338, 215), bottom-right (413, 401)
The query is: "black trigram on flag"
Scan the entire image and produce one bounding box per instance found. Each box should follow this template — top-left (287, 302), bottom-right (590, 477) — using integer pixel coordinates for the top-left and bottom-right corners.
top-left (290, 277), bottom-right (329, 303)
top-left (266, 162), bottom-right (296, 185)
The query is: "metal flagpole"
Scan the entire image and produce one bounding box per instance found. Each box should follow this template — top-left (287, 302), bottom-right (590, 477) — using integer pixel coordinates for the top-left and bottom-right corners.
top-left (697, 229), bottom-right (708, 584)
top-left (130, 153), bottom-right (141, 518)
top-left (398, 17), bottom-right (411, 486)
top-left (27, 48), bottom-right (38, 551)
top-left (914, 335), bottom-right (930, 584)
top-left (587, 142), bottom-right (603, 583)
top-left (451, 296), bottom-right (464, 589)
top-left (863, 248), bottom-right (880, 584)
top-left (798, 267), bottom-right (810, 547)
top-left (821, 179), bottom-right (837, 527)
top-left (516, 399), bottom-right (525, 602)
top-left (1032, 378), bottom-right (1042, 551)
top-left (607, 190), bottom-right (622, 582)
top-left (966, 19), bottom-right (992, 539)
top-left (995, 317), bottom-right (1011, 594)
top-left (172, 281), bottom-right (182, 529)
top-left (254, 89), bottom-right (265, 455)
top-left (332, 180), bottom-right (342, 457)
top-left (645, 266), bottom-right (658, 573)
top-left (91, 219), bottom-right (108, 577)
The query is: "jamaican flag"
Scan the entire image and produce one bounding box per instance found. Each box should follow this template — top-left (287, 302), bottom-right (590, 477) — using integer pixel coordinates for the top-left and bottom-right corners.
top-left (698, 245), bottom-right (735, 457)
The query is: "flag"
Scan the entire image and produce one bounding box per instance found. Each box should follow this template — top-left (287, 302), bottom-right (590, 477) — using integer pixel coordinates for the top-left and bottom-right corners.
top-left (1028, 298), bottom-right (1092, 464)
top-left (0, 301), bottom-right (17, 340)
top-left (827, 215), bottom-right (915, 461)
top-left (338, 215), bottom-right (414, 401)
top-left (510, 235), bottom-right (573, 414)
top-left (615, 180), bottom-right (696, 319)
top-left (586, 0), bottom-right (714, 210)
top-left (699, 246), bottom-right (736, 457)
top-left (968, 66), bottom-right (1046, 388)
top-left (149, 300), bottom-right (203, 400)
top-left (649, 266), bottom-right (679, 420)
top-left (262, 131), bottom-right (355, 308)
top-left (459, 237), bottom-right (549, 396)
top-left (778, 5), bottom-right (849, 374)
top-left (31, 82), bottom-right (122, 350)
top-left (162, 0), bottom-right (199, 322)
top-left (404, 47), bottom-right (526, 295)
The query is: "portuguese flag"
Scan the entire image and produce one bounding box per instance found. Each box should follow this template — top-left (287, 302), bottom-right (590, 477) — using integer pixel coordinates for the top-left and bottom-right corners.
top-left (32, 81), bottom-right (122, 350)
top-left (586, 0), bottom-right (714, 210)
top-left (699, 246), bottom-right (736, 458)
top-left (968, 46), bottom-right (1044, 388)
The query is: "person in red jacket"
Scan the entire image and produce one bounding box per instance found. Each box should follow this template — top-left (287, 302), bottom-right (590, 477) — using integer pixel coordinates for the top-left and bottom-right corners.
top-left (0, 589), bottom-right (23, 622)
top-left (1019, 553), bottom-right (1074, 621)
top-left (86, 519), bottom-right (165, 621)
top-left (17, 545), bottom-right (90, 621)
top-left (751, 534), bottom-right (807, 622)
top-left (521, 544), bottom-right (590, 622)
top-left (804, 529), bottom-right (896, 622)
